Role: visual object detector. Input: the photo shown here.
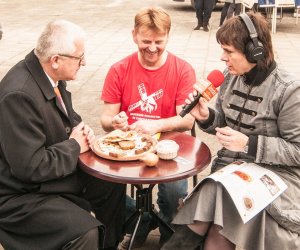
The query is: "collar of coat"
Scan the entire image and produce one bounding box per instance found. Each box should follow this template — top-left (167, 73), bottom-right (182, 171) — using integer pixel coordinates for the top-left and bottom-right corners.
top-left (24, 50), bottom-right (67, 101)
top-left (243, 61), bottom-right (276, 86)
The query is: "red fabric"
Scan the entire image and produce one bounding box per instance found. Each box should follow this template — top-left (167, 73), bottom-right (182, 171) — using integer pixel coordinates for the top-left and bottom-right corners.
top-left (101, 52), bottom-right (196, 125)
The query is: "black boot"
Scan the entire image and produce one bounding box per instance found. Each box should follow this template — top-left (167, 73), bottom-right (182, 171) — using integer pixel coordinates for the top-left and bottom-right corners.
top-left (161, 225), bottom-right (205, 250)
top-left (193, 22), bottom-right (202, 30)
top-left (203, 24), bottom-right (209, 32)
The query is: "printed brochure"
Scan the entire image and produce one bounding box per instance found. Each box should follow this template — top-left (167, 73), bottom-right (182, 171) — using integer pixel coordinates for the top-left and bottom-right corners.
top-left (185, 161), bottom-right (287, 223)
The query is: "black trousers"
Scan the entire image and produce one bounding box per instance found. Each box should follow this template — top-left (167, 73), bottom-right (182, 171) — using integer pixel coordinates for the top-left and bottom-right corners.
top-left (220, 2), bottom-right (242, 26)
top-left (220, 2), bottom-right (231, 26)
top-left (79, 171), bottom-right (126, 248)
top-left (62, 227), bottom-right (99, 250)
top-left (194, 0), bottom-right (214, 25)
top-left (0, 172), bottom-right (126, 250)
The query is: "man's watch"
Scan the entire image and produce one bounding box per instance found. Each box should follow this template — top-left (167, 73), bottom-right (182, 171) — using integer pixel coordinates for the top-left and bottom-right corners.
top-left (243, 140), bottom-right (249, 154)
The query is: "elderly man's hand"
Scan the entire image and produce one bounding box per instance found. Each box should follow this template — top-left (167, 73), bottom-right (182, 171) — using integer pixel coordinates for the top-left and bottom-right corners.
top-left (70, 122), bottom-right (90, 153)
top-left (82, 124), bottom-right (95, 148)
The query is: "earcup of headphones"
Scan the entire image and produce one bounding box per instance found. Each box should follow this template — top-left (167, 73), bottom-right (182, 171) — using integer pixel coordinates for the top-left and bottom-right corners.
top-left (245, 40), bottom-right (265, 63)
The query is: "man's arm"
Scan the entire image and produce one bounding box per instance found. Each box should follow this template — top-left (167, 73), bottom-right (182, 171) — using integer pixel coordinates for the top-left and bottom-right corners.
top-left (100, 102), bottom-right (194, 135)
top-left (100, 102), bottom-right (123, 132)
top-left (129, 105), bottom-right (195, 135)
top-left (0, 91), bottom-right (80, 183)
top-left (162, 105), bottom-right (195, 132)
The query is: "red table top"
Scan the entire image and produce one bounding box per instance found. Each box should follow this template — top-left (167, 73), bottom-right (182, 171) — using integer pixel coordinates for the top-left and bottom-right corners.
top-left (79, 131), bottom-right (211, 185)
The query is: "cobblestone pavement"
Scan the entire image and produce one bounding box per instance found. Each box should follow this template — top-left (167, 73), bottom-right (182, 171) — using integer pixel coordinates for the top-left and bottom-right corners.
top-left (0, 0), bottom-right (300, 249)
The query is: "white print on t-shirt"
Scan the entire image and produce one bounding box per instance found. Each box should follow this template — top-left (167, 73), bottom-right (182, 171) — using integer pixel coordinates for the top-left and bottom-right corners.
top-left (128, 83), bottom-right (163, 113)
top-left (131, 113), bottom-right (160, 120)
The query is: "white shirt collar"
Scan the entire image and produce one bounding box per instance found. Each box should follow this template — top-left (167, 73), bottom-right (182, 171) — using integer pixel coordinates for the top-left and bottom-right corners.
top-left (45, 72), bottom-right (58, 88)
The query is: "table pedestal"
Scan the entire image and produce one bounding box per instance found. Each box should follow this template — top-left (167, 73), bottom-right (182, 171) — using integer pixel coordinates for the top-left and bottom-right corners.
top-left (123, 184), bottom-right (174, 250)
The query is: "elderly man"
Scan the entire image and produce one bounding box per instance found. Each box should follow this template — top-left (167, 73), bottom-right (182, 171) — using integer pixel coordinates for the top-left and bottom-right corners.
top-left (0, 20), bottom-right (125, 250)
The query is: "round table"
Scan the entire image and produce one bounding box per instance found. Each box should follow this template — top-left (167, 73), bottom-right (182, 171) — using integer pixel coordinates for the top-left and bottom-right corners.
top-left (79, 131), bottom-right (211, 184)
top-left (79, 131), bottom-right (211, 249)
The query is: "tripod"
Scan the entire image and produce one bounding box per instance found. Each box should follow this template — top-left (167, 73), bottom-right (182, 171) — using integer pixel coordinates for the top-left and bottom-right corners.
top-left (123, 184), bottom-right (175, 250)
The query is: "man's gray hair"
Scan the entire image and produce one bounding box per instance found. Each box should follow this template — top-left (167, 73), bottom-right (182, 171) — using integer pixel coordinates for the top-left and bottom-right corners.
top-left (34, 20), bottom-right (85, 62)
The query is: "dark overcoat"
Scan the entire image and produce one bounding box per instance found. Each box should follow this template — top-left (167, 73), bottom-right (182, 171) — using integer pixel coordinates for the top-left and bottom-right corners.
top-left (0, 50), bottom-right (102, 250)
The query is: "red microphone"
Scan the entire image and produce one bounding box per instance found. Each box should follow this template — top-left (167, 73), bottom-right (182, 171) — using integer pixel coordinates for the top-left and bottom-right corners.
top-left (179, 70), bottom-right (224, 117)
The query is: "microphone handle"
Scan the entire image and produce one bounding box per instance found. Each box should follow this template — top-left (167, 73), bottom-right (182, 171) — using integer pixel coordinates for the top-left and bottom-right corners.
top-left (179, 92), bottom-right (202, 118)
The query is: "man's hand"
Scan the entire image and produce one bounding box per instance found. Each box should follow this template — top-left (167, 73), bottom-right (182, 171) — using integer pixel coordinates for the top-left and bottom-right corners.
top-left (112, 111), bottom-right (129, 131)
top-left (70, 122), bottom-right (90, 153)
top-left (215, 126), bottom-right (249, 152)
top-left (82, 124), bottom-right (95, 147)
top-left (129, 119), bottom-right (162, 135)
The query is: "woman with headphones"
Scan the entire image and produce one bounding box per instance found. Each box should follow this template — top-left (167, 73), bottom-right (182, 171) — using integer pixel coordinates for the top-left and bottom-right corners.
top-left (162, 12), bottom-right (300, 250)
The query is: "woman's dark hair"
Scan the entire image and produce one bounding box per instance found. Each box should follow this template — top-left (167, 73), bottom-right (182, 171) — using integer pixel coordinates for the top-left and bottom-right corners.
top-left (216, 12), bottom-right (274, 70)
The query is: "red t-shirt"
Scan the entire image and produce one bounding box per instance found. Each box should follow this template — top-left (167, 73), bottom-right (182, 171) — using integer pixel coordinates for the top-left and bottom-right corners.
top-left (101, 52), bottom-right (196, 125)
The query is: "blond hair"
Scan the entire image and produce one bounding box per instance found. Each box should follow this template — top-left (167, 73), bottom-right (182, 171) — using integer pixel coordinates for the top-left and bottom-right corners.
top-left (134, 6), bottom-right (171, 35)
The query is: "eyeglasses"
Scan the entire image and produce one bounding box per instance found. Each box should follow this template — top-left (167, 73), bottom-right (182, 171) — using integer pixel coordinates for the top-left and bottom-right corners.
top-left (58, 53), bottom-right (85, 65)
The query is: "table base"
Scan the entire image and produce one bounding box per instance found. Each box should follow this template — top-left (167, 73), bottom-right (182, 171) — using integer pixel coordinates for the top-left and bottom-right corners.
top-left (123, 184), bottom-right (175, 250)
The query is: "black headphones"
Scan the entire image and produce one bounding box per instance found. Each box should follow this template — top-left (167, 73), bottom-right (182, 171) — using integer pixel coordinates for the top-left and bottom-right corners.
top-left (239, 13), bottom-right (265, 63)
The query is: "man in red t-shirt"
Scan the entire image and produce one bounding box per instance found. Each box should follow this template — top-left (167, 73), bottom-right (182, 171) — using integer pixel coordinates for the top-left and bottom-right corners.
top-left (100, 6), bottom-right (196, 248)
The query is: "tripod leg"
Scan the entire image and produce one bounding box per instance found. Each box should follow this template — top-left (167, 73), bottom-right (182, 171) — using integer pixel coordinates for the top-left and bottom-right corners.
top-left (123, 210), bottom-right (140, 233)
top-left (128, 213), bottom-right (143, 250)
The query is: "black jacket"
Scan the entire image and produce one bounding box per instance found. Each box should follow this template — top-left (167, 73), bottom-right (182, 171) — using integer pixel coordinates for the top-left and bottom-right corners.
top-left (0, 50), bottom-right (101, 250)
